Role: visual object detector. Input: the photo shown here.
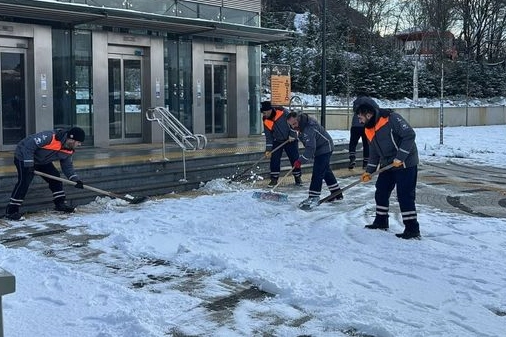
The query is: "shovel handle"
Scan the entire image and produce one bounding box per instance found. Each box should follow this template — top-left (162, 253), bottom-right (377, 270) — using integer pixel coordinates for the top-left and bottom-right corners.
top-left (232, 138), bottom-right (291, 181)
top-left (270, 166), bottom-right (295, 191)
top-left (318, 163), bottom-right (395, 205)
top-left (34, 170), bottom-right (133, 202)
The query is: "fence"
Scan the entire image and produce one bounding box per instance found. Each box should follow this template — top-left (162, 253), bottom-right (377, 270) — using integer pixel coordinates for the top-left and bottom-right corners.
top-left (300, 105), bottom-right (506, 130)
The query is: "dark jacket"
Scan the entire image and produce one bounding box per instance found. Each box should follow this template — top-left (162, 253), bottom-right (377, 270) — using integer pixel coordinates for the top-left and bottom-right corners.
top-left (364, 108), bottom-right (419, 173)
top-left (294, 113), bottom-right (334, 164)
top-left (15, 129), bottom-right (80, 181)
top-left (263, 107), bottom-right (298, 151)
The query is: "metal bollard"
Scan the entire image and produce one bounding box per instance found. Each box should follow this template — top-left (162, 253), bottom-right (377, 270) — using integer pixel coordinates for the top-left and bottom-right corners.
top-left (0, 269), bottom-right (15, 337)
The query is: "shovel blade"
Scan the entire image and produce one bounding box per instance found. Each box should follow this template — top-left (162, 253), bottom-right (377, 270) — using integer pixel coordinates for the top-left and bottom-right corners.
top-left (123, 195), bottom-right (148, 204)
top-left (252, 191), bottom-right (289, 202)
top-left (128, 196), bottom-right (148, 204)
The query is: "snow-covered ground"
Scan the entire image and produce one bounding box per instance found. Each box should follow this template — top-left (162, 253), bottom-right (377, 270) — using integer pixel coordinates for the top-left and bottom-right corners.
top-left (1, 125), bottom-right (506, 336)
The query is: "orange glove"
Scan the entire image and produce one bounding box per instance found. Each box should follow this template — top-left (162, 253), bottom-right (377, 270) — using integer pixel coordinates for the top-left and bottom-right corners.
top-left (392, 159), bottom-right (403, 167)
top-left (265, 151), bottom-right (272, 159)
top-left (361, 172), bottom-right (372, 183)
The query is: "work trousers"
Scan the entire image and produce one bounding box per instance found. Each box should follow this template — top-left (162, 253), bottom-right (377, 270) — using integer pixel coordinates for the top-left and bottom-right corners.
top-left (7, 159), bottom-right (65, 213)
top-left (270, 140), bottom-right (301, 179)
top-left (373, 165), bottom-right (419, 228)
top-left (349, 126), bottom-right (369, 167)
top-left (308, 152), bottom-right (340, 198)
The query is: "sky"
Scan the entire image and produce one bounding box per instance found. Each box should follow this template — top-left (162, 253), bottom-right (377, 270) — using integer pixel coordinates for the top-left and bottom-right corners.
top-left (1, 124), bottom-right (506, 337)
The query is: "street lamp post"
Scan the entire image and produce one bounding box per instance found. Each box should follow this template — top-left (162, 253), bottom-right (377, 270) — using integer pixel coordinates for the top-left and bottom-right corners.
top-left (321, 0), bottom-right (326, 127)
top-left (439, 60), bottom-right (444, 145)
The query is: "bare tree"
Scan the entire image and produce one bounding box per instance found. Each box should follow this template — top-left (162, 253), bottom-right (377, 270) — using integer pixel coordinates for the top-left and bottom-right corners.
top-left (350, 0), bottom-right (398, 35)
top-left (455, 0), bottom-right (506, 62)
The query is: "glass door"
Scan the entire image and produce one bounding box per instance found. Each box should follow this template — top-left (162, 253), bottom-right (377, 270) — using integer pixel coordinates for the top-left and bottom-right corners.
top-left (108, 55), bottom-right (142, 142)
top-left (204, 62), bottom-right (228, 135)
top-left (0, 49), bottom-right (26, 147)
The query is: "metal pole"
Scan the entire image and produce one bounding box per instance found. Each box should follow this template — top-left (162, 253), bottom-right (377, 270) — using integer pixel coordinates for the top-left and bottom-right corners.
top-left (465, 41), bottom-right (469, 126)
top-left (320, 0), bottom-right (326, 127)
top-left (439, 61), bottom-right (444, 145)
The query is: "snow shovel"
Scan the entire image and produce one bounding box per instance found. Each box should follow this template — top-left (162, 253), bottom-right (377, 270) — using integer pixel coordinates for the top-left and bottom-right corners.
top-left (252, 166), bottom-right (294, 202)
top-left (230, 139), bottom-right (290, 182)
top-left (317, 163), bottom-right (395, 205)
top-left (34, 170), bottom-right (148, 204)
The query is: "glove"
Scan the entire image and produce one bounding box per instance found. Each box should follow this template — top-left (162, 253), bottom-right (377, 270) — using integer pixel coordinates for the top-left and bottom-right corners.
top-left (293, 159), bottom-right (302, 169)
top-left (361, 172), bottom-right (372, 183)
top-left (265, 151), bottom-right (272, 159)
top-left (288, 136), bottom-right (297, 142)
top-left (74, 180), bottom-right (84, 189)
top-left (392, 159), bottom-right (403, 167)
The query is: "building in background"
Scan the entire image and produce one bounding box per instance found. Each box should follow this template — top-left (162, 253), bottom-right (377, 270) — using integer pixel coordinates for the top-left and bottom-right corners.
top-left (395, 28), bottom-right (457, 61)
top-left (0, 0), bottom-right (292, 150)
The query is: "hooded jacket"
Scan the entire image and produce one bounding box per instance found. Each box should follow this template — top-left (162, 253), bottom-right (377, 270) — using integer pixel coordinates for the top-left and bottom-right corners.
top-left (294, 113), bottom-right (334, 164)
top-left (15, 129), bottom-right (80, 181)
top-left (354, 97), bottom-right (419, 173)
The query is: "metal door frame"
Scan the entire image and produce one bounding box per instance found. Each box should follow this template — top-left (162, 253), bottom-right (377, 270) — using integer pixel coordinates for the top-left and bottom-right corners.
top-left (108, 47), bottom-right (144, 144)
top-left (0, 39), bottom-right (29, 151)
top-left (204, 60), bottom-right (229, 136)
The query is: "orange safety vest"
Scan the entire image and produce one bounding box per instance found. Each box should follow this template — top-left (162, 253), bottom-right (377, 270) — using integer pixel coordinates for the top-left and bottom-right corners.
top-left (263, 109), bottom-right (284, 131)
top-left (41, 134), bottom-right (73, 155)
top-left (365, 116), bottom-right (389, 142)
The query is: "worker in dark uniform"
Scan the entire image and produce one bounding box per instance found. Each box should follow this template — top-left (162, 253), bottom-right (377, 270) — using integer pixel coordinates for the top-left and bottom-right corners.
top-left (4, 127), bottom-right (86, 220)
top-left (348, 113), bottom-right (369, 169)
top-left (261, 101), bottom-right (301, 186)
top-left (354, 96), bottom-right (421, 239)
top-left (287, 111), bottom-right (343, 210)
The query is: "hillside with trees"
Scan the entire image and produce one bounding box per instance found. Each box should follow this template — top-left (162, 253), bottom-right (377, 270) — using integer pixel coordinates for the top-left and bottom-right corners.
top-left (261, 0), bottom-right (506, 101)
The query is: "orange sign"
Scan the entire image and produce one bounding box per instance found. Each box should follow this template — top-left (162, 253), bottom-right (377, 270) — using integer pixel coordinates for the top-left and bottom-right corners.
top-left (270, 75), bottom-right (290, 106)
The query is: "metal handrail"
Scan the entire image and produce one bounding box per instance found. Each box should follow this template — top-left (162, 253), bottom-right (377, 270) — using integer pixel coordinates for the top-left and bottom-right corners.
top-left (146, 107), bottom-right (207, 151)
top-left (289, 95), bottom-right (304, 112)
top-left (146, 107), bottom-right (207, 181)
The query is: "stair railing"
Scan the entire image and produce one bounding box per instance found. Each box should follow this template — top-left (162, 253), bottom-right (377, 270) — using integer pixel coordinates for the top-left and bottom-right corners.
top-left (146, 107), bottom-right (207, 181)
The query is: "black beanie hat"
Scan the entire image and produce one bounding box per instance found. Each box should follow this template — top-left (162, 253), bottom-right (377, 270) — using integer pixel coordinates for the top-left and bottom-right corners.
top-left (260, 101), bottom-right (272, 112)
top-left (67, 127), bottom-right (85, 142)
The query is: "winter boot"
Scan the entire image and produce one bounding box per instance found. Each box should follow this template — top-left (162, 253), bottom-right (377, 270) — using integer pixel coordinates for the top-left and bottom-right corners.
top-left (364, 223), bottom-right (389, 230)
top-left (54, 201), bottom-right (76, 213)
top-left (326, 188), bottom-right (343, 202)
top-left (294, 176), bottom-right (302, 186)
top-left (299, 196), bottom-right (320, 210)
top-left (348, 160), bottom-right (356, 170)
top-left (268, 178), bottom-right (278, 187)
top-left (5, 204), bottom-right (24, 221)
top-left (395, 221), bottom-right (421, 239)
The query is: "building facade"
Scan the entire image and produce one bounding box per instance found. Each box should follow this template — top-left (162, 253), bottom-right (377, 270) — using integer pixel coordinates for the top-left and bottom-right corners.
top-left (0, 0), bottom-right (292, 150)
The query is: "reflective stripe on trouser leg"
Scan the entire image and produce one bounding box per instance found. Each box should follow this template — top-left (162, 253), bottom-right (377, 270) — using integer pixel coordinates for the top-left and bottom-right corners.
top-left (53, 191), bottom-right (66, 204)
top-left (374, 205), bottom-right (389, 225)
top-left (8, 198), bottom-right (23, 207)
top-left (6, 198), bottom-right (23, 214)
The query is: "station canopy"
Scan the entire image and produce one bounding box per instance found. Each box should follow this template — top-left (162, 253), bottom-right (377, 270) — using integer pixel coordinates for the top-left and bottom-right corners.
top-left (0, 0), bottom-right (294, 45)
